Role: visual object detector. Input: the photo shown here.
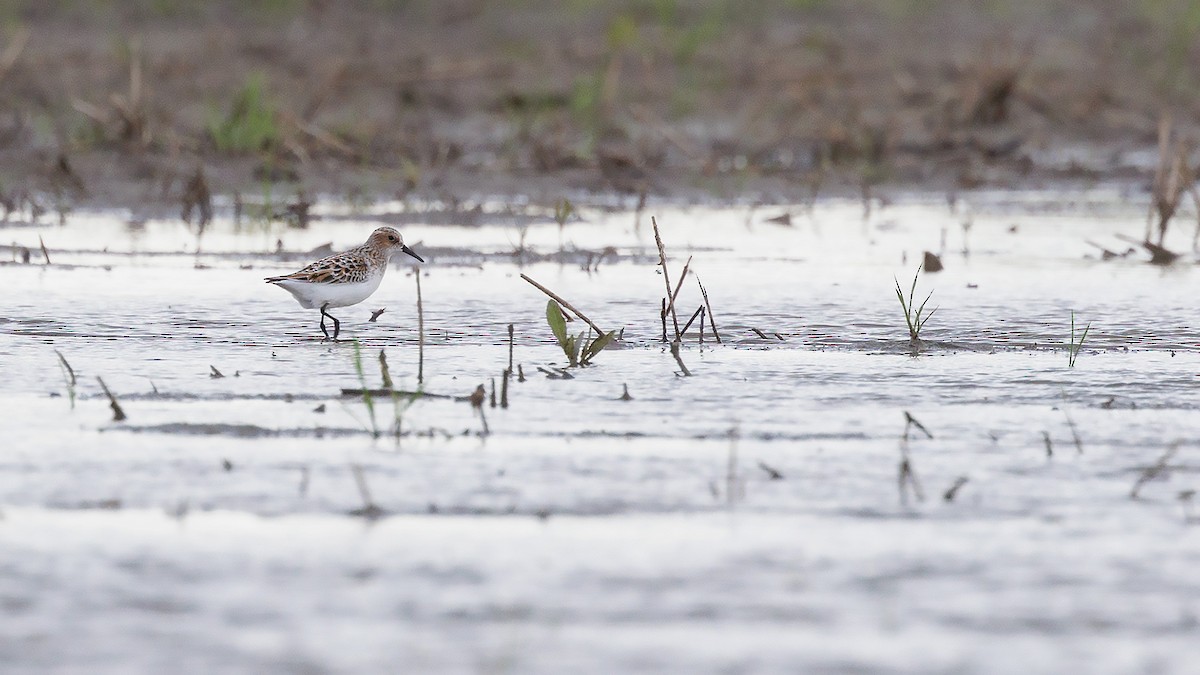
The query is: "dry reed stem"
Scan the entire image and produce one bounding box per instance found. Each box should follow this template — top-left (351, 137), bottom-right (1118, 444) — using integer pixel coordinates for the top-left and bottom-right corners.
top-left (666, 255), bottom-right (693, 340)
top-left (415, 267), bottom-right (424, 384)
top-left (500, 368), bottom-right (509, 409)
top-left (96, 376), bottom-right (126, 421)
top-left (696, 275), bottom-right (722, 343)
top-left (38, 235), bottom-right (50, 264)
top-left (519, 273), bottom-right (607, 336)
top-left (507, 323), bottom-right (514, 372)
top-left (652, 217), bottom-right (680, 340)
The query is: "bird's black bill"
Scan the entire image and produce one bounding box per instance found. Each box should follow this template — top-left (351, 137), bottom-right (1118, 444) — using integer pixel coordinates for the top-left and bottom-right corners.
top-left (402, 244), bottom-right (425, 263)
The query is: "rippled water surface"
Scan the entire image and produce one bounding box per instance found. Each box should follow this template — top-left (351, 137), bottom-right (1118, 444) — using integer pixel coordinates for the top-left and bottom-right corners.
top-left (4, 189), bottom-right (1200, 673)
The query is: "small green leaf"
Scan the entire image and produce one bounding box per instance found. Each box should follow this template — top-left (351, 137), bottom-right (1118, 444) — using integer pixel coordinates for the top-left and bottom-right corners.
top-left (546, 300), bottom-right (568, 347)
top-left (582, 330), bottom-right (617, 363)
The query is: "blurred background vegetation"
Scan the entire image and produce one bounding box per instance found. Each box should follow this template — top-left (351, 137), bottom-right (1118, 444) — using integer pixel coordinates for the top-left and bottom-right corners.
top-left (0, 0), bottom-right (1198, 201)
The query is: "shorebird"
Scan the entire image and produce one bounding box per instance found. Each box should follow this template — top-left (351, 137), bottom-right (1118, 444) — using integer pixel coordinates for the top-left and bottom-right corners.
top-left (266, 226), bottom-right (424, 339)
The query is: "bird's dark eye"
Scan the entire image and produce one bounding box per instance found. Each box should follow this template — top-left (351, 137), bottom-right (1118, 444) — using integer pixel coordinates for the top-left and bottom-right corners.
top-left (388, 235), bottom-right (397, 242)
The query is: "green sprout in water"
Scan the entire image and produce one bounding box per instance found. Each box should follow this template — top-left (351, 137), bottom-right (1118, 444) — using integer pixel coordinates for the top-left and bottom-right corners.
top-left (546, 300), bottom-right (615, 367)
top-left (1068, 311), bottom-right (1091, 368)
top-left (894, 266), bottom-right (938, 353)
top-left (351, 340), bottom-right (379, 437)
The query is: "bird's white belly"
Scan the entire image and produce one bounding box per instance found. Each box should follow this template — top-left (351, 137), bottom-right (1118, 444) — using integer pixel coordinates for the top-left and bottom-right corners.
top-left (275, 273), bottom-right (384, 309)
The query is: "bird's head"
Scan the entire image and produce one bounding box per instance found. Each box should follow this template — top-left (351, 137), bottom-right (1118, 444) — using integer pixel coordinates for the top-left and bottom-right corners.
top-left (369, 226), bottom-right (424, 262)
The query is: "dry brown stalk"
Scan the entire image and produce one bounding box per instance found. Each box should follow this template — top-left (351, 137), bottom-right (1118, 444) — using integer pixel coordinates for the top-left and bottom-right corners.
top-left (415, 267), bottom-right (425, 384)
top-left (96, 376), bottom-right (126, 422)
top-left (652, 217), bottom-right (680, 340)
top-left (696, 275), bottom-right (722, 343)
top-left (519, 273), bottom-right (606, 336)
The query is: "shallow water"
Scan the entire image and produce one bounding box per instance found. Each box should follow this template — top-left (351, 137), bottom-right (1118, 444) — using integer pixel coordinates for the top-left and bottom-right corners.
top-left (4, 188), bottom-right (1200, 673)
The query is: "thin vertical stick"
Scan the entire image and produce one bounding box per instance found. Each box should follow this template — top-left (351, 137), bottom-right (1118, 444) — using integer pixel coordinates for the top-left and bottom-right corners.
top-left (96, 376), bottom-right (126, 421)
top-left (696, 275), bottom-right (722, 343)
top-left (500, 368), bottom-right (509, 409)
top-left (507, 323), bottom-right (514, 372)
top-left (698, 307), bottom-right (706, 344)
top-left (38, 235), bottom-right (50, 264)
top-left (652, 217), bottom-right (680, 340)
top-left (667, 255), bottom-right (693, 327)
top-left (415, 267), bottom-right (424, 384)
top-left (660, 298), bottom-right (668, 343)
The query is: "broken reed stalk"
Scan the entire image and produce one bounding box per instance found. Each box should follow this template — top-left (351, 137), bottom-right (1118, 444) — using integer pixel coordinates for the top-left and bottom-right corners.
top-left (415, 267), bottom-right (424, 384)
top-left (520, 273), bottom-right (607, 335)
top-left (666, 255), bottom-right (693, 341)
top-left (55, 349), bottom-right (77, 409)
top-left (660, 298), bottom-right (668, 342)
top-left (680, 305), bottom-right (704, 336)
top-left (652, 217), bottom-right (681, 340)
top-left (38, 235), bottom-right (50, 264)
top-left (696, 275), bottom-right (722, 343)
top-left (507, 323), bottom-right (514, 372)
top-left (943, 476), bottom-right (969, 502)
top-left (500, 368), bottom-right (509, 409)
top-left (669, 339), bottom-right (692, 376)
top-left (96, 376), bottom-right (126, 421)
top-left (699, 307), bottom-right (706, 344)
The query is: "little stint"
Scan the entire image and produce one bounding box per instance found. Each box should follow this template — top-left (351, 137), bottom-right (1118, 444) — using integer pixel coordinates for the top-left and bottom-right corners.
top-left (266, 226), bottom-right (424, 339)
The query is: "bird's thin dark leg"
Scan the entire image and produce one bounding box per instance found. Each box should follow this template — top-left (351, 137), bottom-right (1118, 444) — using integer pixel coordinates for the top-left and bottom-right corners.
top-left (320, 302), bottom-right (341, 340)
top-left (319, 302), bottom-right (332, 340)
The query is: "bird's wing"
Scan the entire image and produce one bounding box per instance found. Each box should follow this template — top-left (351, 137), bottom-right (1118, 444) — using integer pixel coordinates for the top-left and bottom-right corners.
top-left (265, 252), bottom-right (371, 284)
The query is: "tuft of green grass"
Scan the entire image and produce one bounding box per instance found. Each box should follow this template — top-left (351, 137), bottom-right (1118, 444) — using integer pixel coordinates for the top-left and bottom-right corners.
top-left (1068, 311), bottom-right (1091, 368)
top-left (546, 300), bottom-right (615, 367)
top-left (351, 340), bottom-right (379, 437)
top-left (894, 266), bottom-right (937, 351)
top-left (208, 73), bottom-right (279, 153)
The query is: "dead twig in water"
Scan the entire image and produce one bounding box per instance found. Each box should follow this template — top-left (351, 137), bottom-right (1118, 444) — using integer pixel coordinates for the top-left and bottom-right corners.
top-left (680, 305), bottom-right (704, 336)
top-left (943, 476), bottom-right (969, 502)
top-left (1042, 431), bottom-right (1053, 458)
top-left (369, 308), bottom-right (386, 322)
top-left (38, 235), bottom-right (50, 264)
top-left (669, 340), bottom-right (692, 376)
top-left (652, 217), bottom-right (681, 340)
top-left (1131, 442), bottom-right (1182, 499)
top-left (415, 267), bottom-right (425, 384)
top-left (696, 275), bottom-right (722, 343)
top-left (666, 255), bottom-right (693, 337)
top-left (55, 349), bottom-right (77, 409)
top-left (521, 273), bottom-right (607, 335)
top-left (507, 323), bottom-right (515, 373)
top-left (96, 376), bottom-right (126, 421)
top-left (500, 368), bottom-right (510, 409)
